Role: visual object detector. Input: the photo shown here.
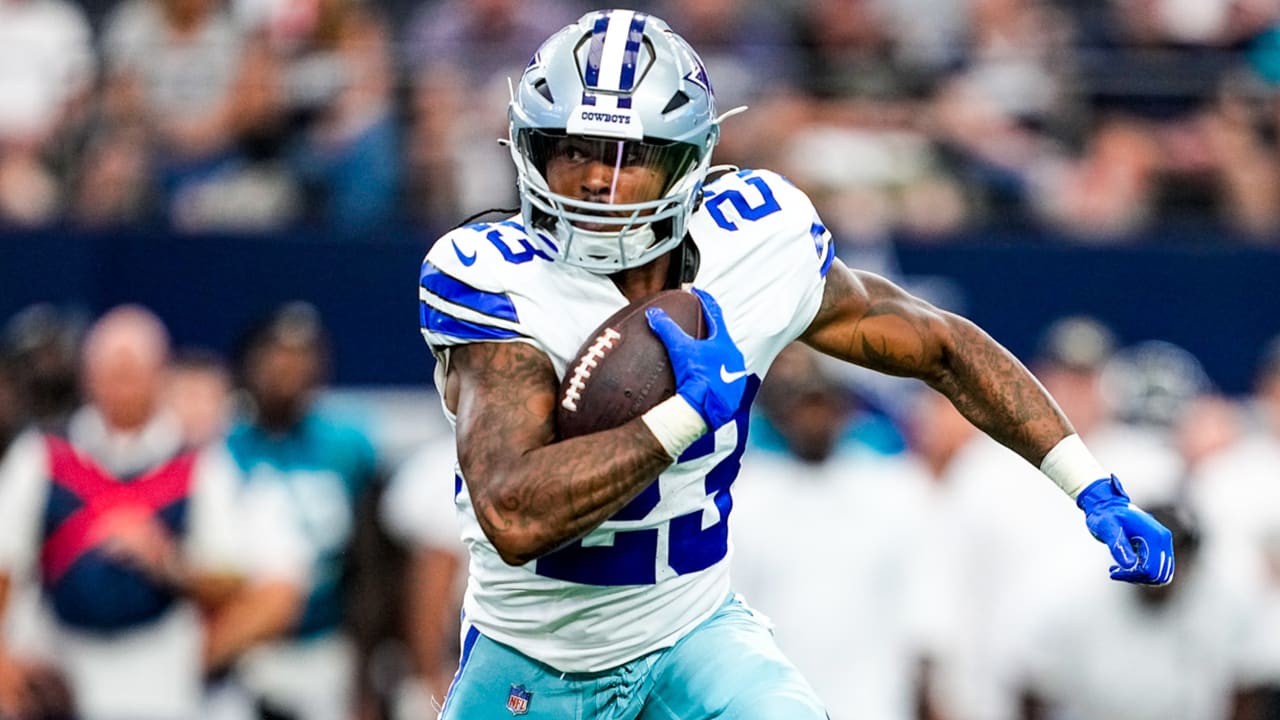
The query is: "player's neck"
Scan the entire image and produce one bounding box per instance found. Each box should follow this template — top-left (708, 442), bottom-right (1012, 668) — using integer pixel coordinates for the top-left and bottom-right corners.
top-left (609, 253), bottom-right (674, 303)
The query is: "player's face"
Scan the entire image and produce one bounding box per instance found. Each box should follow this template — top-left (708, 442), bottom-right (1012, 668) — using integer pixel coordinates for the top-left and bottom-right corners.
top-left (545, 137), bottom-right (671, 228)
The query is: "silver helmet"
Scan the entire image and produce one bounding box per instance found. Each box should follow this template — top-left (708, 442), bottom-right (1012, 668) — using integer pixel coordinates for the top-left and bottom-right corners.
top-left (508, 9), bottom-right (720, 273)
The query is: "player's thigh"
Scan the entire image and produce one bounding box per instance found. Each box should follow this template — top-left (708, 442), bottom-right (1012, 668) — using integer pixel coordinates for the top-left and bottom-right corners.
top-left (640, 596), bottom-right (828, 720)
top-left (439, 629), bottom-right (584, 720)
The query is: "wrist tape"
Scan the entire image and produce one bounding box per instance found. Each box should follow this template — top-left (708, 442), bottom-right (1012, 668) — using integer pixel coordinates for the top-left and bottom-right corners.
top-left (1040, 434), bottom-right (1108, 499)
top-left (641, 395), bottom-right (708, 460)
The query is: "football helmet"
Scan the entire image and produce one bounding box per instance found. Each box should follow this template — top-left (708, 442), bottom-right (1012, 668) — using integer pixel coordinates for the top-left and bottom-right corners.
top-left (508, 10), bottom-right (720, 272)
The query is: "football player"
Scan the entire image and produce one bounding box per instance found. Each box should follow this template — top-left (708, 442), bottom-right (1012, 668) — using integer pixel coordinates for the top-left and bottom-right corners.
top-left (417, 9), bottom-right (1175, 719)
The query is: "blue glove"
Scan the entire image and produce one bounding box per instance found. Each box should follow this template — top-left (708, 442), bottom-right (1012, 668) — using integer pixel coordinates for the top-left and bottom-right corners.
top-left (1077, 475), bottom-right (1175, 585)
top-left (646, 287), bottom-right (747, 430)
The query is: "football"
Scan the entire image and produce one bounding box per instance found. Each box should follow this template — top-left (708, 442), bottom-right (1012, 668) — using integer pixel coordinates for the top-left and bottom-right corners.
top-left (556, 289), bottom-right (706, 440)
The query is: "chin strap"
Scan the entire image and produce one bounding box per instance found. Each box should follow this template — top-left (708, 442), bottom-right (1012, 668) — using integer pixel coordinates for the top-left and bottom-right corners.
top-left (678, 236), bottom-right (700, 288)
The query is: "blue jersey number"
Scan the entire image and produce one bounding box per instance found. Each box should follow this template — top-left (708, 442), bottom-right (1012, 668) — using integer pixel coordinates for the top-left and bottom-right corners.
top-left (476, 221), bottom-right (553, 264)
top-left (704, 175), bottom-right (782, 231)
top-left (534, 378), bottom-right (760, 585)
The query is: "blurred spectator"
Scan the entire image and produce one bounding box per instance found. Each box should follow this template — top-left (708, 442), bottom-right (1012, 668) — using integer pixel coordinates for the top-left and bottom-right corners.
top-left (378, 434), bottom-right (465, 716)
top-left (750, 341), bottom-right (905, 457)
top-left (791, 0), bottom-right (923, 101)
top-left (770, 0), bottom-right (971, 243)
top-left (166, 347), bottom-right (234, 448)
top-left (931, 0), bottom-right (1079, 228)
top-left (1041, 0), bottom-right (1280, 238)
top-left (1100, 339), bottom-right (1213, 429)
top-left (287, 0), bottom-right (398, 237)
top-left (0, 352), bottom-right (69, 720)
top-left (0, 304), bottom-right (307, 720)
top-left (900, 362), bottom-right (1156, 720)
top-left (236, 0), bottom-right (400, 236)
top-left (1188, 334), bottom-right (1280, 573)
top-left (732, 343), bottom-right (928, 720)
top-left (1013, 504), bottom-right (1260, 720)
top-left (89, 0), bottom-right (282, 229)
top-left (1030, 314), bottom-right (1118, 437)
top-left (898, 388), bottom-right (1055, 720)
top-left (224, 301), bottom-right (379, 720)
top-left (1179, 337), bottom-right (1280, 718)
top-left (1029, 319), bottom-right (1197, 503)
top-left (1, 304), bottom-right (86, 437)
top-left (0, 349), bottom-right (19, 456)
top-left (0, 0), bottom-right (95, 227)
top-left (402, 0), bottom-right (581, 225)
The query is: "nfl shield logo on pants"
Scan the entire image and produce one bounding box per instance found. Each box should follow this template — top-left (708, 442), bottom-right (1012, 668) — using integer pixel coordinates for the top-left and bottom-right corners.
top-left (507, 684), bottom-right (532, 716)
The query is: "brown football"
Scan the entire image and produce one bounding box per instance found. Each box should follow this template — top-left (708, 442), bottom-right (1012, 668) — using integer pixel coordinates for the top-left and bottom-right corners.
top-left (556, 289), bottom-right (706, 440)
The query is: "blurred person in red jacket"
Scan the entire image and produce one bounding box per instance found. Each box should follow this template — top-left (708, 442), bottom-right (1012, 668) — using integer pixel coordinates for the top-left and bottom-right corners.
top-left (0, 305), bottom-right (310, 720)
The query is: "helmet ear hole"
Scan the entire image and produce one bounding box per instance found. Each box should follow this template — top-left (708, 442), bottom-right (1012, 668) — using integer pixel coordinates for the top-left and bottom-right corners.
top-left (533, 78), bottom-right (555, 104)
top-left (662, 91), bottom-right (690, 115)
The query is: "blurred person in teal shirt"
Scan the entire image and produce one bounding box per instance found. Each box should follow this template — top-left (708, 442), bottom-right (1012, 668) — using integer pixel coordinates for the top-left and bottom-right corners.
top-left (223, 302), bottom-right (378, 720)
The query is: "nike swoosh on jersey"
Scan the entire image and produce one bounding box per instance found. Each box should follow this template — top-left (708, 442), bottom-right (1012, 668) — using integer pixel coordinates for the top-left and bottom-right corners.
top-left (452, 240), bottom-right (478, 266)
top-left (719, 365), bottom-right (749, 383)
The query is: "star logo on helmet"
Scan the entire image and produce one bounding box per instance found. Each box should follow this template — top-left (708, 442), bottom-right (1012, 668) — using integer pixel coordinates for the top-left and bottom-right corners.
top-left (684, 61), bottom-right (712, 95)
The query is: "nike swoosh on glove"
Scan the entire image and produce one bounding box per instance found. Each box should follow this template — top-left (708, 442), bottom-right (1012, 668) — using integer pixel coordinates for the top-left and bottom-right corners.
top-left (1077, 475), bottom-right (1175, 585)
top-left (646, 287), bottom-right (747, 430)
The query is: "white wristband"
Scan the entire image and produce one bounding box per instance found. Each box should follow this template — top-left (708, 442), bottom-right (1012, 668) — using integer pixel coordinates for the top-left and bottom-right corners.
top-left (1040, 434), bottom-right (1108, 499)
top-left (641, 395), bottom-right (708, 460)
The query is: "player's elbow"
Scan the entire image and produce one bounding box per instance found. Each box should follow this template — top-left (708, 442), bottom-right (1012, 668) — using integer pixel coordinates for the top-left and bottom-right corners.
top-left (488, 533), bottom-right (542, 567)
top-left (923, 312), bottom-right (1012, 392)
top-left (473, 502), bottom-right (544, 567)
top-left (919, 312), bottom-right (972, 388)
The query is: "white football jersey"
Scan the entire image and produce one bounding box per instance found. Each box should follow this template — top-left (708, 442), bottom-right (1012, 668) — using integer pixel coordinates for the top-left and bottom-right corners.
top-left (418, 168), bottom-right (833, 672)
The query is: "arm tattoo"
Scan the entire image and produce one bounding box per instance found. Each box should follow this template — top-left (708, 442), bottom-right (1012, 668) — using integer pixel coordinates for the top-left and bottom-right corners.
top-left (806, 264), bottom-right (1071, 467)
top-left (930, 319), bottom-right (1070, 465)
top-left (452, 342), bottom-right (672, 563)
top-left (850, 302), bottom-right (931, 377)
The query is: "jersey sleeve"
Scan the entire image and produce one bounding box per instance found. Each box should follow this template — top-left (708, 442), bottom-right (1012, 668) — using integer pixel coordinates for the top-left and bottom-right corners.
top-left (695, 169), bottom-right (834, 358)
top-left (418, 222), bottom-right (541, 353)
top-left (750, 169), bottom-right (834, 341)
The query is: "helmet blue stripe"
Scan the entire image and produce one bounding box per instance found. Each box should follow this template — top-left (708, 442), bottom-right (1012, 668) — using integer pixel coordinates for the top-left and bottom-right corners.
top-left (583, 12), bottom-right (610, 90)
top-left (618, 12), bottom-right (648, 92)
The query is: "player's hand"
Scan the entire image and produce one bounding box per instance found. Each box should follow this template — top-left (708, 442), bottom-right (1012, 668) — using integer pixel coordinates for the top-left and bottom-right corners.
top-left (646, 287), bottom-right (746, 430)
top-left (1077, 475), bottom-right (1175, 585)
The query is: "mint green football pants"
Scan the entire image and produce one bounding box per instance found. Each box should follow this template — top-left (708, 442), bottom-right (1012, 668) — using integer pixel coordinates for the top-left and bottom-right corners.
top-left (438, 594), bottom-right (828, 720)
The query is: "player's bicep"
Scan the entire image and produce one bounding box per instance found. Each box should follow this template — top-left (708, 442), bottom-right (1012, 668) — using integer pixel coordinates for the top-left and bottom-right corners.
top-left (800, 258), bottom-right (953, 380)
top-left (450, 340), bottom-right (559, 485)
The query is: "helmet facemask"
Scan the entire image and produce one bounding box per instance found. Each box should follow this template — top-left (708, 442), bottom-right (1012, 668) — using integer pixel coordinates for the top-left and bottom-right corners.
top-left (508, 10), bottom-right (720, 273)
top-left (511, 129), bottom-right (711, 272)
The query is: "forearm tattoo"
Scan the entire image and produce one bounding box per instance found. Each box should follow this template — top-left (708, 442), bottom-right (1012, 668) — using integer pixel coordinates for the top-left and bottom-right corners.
top-left (452, 342), bottom-right (672, 561)
top-left (929, 318), bottom-right (1070, 465)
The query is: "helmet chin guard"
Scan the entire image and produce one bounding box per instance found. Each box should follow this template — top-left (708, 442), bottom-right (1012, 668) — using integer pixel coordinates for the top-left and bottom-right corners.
top-left (508, 9), bottom-right (720, 273)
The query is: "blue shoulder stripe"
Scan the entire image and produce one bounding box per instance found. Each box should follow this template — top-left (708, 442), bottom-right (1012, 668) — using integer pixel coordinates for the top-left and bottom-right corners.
top-left (811, 221), bottom-right (835, 277)
top-left (420, 302), bottom-right (524, 342)
top-left (420, 260), bottom-right (519, 323)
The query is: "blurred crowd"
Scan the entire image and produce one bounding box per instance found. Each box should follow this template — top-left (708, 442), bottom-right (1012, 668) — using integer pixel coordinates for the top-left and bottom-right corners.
top-left (3, 298), bottom-right (1280, 720)
top-left (6, 0), bottom-right (1280, 240)
top-left (0, 301), bottom-right (463, 720)
top-left (6, 1), bottom-right (1280, 718)
top-left (734, 318), bottom-right (1280, 720)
